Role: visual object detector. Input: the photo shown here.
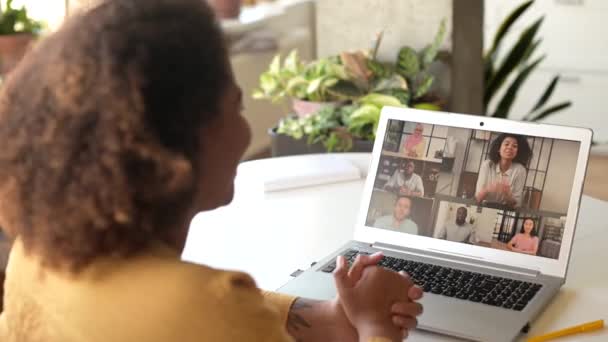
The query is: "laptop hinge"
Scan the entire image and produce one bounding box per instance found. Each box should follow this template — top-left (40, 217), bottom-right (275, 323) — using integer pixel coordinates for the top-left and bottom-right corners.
top-left (372, 242), bottom-right (541, 278)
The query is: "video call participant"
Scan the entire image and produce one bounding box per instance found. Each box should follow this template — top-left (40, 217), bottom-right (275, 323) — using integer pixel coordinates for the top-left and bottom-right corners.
top-left (507, 218), bottom-right (540, 255)
top-left (403, 123), bottom-right (426, 158)
top-left (475, 133), bottom-right (531, 207)
top-left (374, 196), bottom-right (419, 235)
top-left (384, 160), bottom-right (424, 197)
top-left (437, 207), bottom-right (475, 243)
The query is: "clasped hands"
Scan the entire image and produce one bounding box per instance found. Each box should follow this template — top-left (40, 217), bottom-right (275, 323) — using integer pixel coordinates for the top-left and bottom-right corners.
top-left (332, 252), bottom-right (424, 341)
top-left (477, 180), bottom-right (515, 205)
top-left (485, 181), bottom-right (512, 197)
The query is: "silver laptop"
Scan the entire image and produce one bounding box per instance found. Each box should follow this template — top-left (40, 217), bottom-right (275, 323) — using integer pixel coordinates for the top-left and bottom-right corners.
top-left (278, 107), bottom-right (592, 341)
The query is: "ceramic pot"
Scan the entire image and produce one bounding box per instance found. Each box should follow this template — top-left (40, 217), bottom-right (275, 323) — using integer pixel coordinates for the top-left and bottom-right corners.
top-left (207, 0), bottom-right (241, 19)
top-left (268, 127), bottom-right (374, 157)
top-left (0, 33), bottom-right (35, 75)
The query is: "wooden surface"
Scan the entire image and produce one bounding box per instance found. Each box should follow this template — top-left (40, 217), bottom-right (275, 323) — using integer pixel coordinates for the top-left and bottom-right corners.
top-left (583, 154), bottom-right (608, 201)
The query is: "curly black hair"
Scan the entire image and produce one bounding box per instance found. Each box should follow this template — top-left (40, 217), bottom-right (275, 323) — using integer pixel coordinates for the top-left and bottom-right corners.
top-left (488, 133), bottom-right (532, 167)
top-left (519, 218), bottom-right (538, 237)
top-left (0, 0), bottom-right (229, 272)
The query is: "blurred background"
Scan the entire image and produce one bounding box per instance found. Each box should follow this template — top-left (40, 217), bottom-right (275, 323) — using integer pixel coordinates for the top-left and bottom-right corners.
top-left (1, 0), bottom-right (605, 159)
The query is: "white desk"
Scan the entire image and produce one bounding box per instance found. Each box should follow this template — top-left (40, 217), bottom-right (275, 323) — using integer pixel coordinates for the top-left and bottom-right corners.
top-left (183, 153), bottom-right (608, 341)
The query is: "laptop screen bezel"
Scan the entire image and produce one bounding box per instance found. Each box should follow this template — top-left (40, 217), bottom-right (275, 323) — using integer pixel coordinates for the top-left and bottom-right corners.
top-left (354, 106), bottom-right (592, 279)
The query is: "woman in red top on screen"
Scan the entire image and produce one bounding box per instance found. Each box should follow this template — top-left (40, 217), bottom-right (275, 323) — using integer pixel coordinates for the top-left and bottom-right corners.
top-left (507, 218), bottom-right (540, 255)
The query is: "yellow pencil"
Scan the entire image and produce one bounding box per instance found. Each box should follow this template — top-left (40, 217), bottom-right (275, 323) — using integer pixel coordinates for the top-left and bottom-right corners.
top-left (527, 319), bottom-right (604, 342)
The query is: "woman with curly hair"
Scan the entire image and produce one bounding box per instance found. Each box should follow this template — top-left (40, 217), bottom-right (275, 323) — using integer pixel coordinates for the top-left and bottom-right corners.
top-left (475, 133), bottom-right (532, 207)
top-left (0, 0), bottom-right (423, 341)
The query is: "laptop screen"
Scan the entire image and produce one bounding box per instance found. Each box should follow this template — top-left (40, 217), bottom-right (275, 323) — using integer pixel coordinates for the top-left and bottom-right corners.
top-left (366, 119), bottom-right (581, 260)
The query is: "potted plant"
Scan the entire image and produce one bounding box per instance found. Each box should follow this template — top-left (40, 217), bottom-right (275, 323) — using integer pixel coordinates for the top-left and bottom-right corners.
top-left (484, 0), bottom-right (571, 121)
top-left (253, 51), bottom-right (358, 117)
top-left (254, 19), bottom-right (447, 156)
top-left (207, 0), bottom-right (242, 19)
top-left (0, 0), bottom-right (44, 75)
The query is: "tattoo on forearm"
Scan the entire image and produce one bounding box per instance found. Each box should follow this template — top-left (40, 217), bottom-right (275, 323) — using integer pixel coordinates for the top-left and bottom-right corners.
top-left (286, 298), bottom-right (313, 336)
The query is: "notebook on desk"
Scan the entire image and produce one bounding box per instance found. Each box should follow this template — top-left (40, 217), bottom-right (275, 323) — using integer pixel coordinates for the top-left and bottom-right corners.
top-left (278, 107), bottom-right (592, 342)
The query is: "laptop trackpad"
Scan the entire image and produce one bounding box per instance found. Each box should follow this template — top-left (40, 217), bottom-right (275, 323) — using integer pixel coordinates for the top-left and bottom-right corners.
top-left (419, 293), bottom-right (525, 341)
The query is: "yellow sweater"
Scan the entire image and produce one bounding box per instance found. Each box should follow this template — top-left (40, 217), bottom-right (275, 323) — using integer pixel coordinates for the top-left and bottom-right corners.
top-left (0, 238), bottom-right (296, 342)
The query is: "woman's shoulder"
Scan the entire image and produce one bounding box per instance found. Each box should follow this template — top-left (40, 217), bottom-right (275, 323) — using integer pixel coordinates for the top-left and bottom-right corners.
top-left (137, 243), bottom-right (259, 296)
top-left (512, 162), bottom-right (527, 172)
top-left (481, 159), bottom-right (494, 168)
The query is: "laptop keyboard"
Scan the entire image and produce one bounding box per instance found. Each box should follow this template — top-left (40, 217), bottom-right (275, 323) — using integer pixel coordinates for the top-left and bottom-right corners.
top-left (321, 249), bottom-right (542, 311)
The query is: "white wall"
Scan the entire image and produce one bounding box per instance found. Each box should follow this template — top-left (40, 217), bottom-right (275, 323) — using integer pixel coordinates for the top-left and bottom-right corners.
top-left (316, 0), bottom-right (452, 61)
top-left (540, 139), bottom-right (579, 213)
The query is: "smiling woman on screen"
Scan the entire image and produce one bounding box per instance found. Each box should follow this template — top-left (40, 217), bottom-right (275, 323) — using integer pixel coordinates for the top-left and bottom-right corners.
top-left (475, 133), bottom-right (532, 208)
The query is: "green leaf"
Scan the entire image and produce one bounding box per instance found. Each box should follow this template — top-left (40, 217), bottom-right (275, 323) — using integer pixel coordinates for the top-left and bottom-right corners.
top-left (306, 77), bottom-right (325, 95)
top-left (358, 93), bottom-right (404, 108)
top-left (520, 39), bottom-right (542, 67)
top-left (413, 103), bottom-right (441, 111)
top-left (323, 77), bottom-right (339, 89)
top-left (382, 89), bottom-right (410, 106)
top-left (285, 76), bottom-right (308, 93)
top-left (269, 55), bottom-right (281, 74)
top-left (485, 17), bottom-right (544, 107)
top-left (283, 50), bottom-right (300, 74)
top-left (0, 0), bottom-right (44, 35)
top-left (414, 74), bottom-right (434, 99)
top-left (492, 56), bottom-right (545, 118)
top-left (484, 60), bottom-right (495, 90)
top-left (485, 0), bottom-right (534, 62)
top-left (367, 60), bottom-right (393, 78)
top-left (259, 73), bottom-right (278, 93)
top-left (327, 63), bottom-right (349, 80)
top-left (327, 80), bottom-right (365, 100)
top-left (528, 75), bottom-right (560, 115)
top-left (527, 101), bottom-right (572, 121)
top-left (349, 104), bottom-right (381, 140)
top-left (421, 18), bottom-right (447, 68)
top-left (397, 47), bottom-right (420, 78)
top-left (324, 132), bottom-right (353, 152)
top-left (372, 74), bottom-right (408, 92)
top-left (252, 90), bottom-right (265, 99)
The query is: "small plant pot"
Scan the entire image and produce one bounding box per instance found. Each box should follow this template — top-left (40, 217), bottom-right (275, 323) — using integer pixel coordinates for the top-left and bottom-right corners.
top-left (0, 33), bottom-right (35, 75)
top-left (207, 0), bottom-right (242, 19)
top-left (269, 127), bottom-right (374, 157)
